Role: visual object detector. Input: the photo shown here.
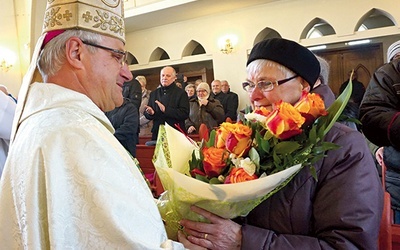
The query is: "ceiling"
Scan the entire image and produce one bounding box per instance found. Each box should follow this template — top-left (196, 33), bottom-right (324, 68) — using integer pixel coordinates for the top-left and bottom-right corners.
top-left (124, 0), bottom-right (278, 33)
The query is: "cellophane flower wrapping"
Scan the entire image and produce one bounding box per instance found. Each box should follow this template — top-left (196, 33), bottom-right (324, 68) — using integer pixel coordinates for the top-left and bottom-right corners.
top-left (154, 81), bottom-right (353, 240)
top-left (154, 124), bottom-right (302, 240)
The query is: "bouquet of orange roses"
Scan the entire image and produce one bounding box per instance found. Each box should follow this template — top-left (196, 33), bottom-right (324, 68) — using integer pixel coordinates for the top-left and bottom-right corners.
top-left (154, 83), bottom-right (352, 240)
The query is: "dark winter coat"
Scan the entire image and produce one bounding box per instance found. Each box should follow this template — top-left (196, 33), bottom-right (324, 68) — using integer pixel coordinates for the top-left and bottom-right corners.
top-left (105, 98), bottom-right (138, 157)
top-left (382, 146), bottom-right (400, 211)
top-left (241, 123), bottom-right (383, 249)
top-left (185, 97), bottom-right (224, 132)
top-left (360, 59), bottom-right (400, 149)
top-left (224, 90), bottom-right (239, 121)
top-left (144, 83), bottom-right (189, 140)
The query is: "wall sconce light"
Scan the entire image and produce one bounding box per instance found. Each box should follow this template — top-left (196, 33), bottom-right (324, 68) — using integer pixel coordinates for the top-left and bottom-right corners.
top-left (218, 35), bottom-right (238, 55)
top-left (221, 39), bottom-right (234, 54)
top-left (0, 59), bottom-right (13, 72)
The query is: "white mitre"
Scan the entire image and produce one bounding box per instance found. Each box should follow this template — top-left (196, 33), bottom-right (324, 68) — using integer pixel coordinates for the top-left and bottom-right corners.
top-left (11, 0), bottom-right (125, 141)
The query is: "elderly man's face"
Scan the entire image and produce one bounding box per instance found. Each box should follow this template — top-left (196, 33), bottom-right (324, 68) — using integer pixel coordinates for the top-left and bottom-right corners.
top-left (221, 81), bottom-right (229, 93)
top-left (246, 63), bottom-right (306, 111)
top-left (211, 81), bottom-right (221, 94)
top-left (160, 67), bottom-right (176, 87)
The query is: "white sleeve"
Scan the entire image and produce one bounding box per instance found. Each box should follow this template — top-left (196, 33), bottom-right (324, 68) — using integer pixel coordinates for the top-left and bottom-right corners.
top-left (0, 92), bottom-right (16, 140)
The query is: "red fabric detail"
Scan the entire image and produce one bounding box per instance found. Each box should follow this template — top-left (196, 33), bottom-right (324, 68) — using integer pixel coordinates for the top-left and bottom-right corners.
top-left (387, 112), bottom-right (400, 146)
top-left (41, 30), bottom-right (66, 49)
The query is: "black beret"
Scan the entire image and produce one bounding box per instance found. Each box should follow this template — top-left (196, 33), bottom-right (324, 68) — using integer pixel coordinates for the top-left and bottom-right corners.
top-left (247, 38), bottom-right (320, 90)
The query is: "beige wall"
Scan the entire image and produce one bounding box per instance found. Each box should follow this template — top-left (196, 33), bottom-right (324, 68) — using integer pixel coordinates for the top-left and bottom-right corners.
top-left (125, 0), bottom-right (400, 110)
top-left (1, 0), bottom-right (399, 107)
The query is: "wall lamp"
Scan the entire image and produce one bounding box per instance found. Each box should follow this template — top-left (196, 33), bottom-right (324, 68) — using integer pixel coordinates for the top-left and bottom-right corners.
top-left (221, 39), bottom-right (234, 54)
top-left (218, 35), bottom-right (238, 54)
top-left (0, 59), bottom-right (13, 72)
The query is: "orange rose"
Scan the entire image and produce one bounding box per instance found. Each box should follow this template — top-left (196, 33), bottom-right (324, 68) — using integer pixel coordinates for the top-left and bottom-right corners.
top-left (294, 91), bottom-right (328, 126)
top-left (254, 106), bottom-right (271, 117)
top-left (215, 122), bottom-right (252, 157)
top-left (202, 147), bottom-right (229, 178)
top-left (265, 101), bottom-right (305, 140)
top-left (224, 167), bottom-right (258, 184)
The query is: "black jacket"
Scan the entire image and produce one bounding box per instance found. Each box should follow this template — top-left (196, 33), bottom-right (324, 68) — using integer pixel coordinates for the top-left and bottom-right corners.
top-left (105, 98), bottom-right (138, 157)
top-left (360, 59), bottom-right (400, 149)
top-left (224, 90), bottom-right (239, 121)
top-left (144, 84), bottom-right (189, 140)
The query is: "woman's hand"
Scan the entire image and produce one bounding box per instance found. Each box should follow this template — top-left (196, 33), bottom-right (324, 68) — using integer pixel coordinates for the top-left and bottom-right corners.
top-left (179, 205), bottom-right (242, 250)
top-left (177, 231), bottom-right (207, 250)
top-left (187, 126), bottom-right (196, 134)
top-left (375, 146), bottom-right (384, 166)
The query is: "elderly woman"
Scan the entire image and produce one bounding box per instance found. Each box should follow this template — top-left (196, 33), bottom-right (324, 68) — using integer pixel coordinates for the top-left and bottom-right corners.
top-left (178, 38), bottom-right (383, 249)
top-left (185, 82), bottom-right (224, 134)
top-left (185, 83), bottom-right (197, 101)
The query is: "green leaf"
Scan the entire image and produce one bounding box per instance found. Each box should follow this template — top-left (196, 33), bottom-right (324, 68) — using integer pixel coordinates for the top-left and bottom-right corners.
top-left (260, 137), bottom-right (270, 153)
top-left (206, 130), bottom-right (216, 148)
top-left (195, 174), bottom-right (210, 183)
top-left (274, 141), bottom-right (301, 155)
top-left (209, 177), bottom-right (222, 184)
top-left (316, 76), bottom-right (353, 135)
top-left (320, 142), bottom-right (341, 151)
top-left (309, 165), bottom-right (318, 180)
top-left (309, 125), bottom-right (317, 144)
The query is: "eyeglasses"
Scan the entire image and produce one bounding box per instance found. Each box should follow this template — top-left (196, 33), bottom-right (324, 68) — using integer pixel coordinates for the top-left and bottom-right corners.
top-left (242, 75), bottom-right (298, 92)
top-left (81, 40), bottom-right (128, 66)
top-left (196, 89), bottom-right (207, 93)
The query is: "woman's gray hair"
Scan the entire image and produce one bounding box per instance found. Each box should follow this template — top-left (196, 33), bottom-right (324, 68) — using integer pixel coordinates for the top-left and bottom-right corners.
top-left (315, 55), bottom-right (330, 85)
top-left (185, 83), bottom-right (196, 91)
top-left (246, 59), bottom-right (296, 80)
top-left (135, 75), bottom-right (147, 86)
top-left (37, 30), bottom-right (103, 81)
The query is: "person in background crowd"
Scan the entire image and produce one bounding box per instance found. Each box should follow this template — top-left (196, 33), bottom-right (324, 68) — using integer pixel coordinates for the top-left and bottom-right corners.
top-left (312, 56), bottom-right (359, 130)
top-left (177, 73), bottom-right (188, 89)
top-left (176, 81), bottom-right (183, 88)
top-left (123, 78), bottom-right (142, 112)
top-left (185, 83), bottom-right (197, 101)
top-left (122, 78), bottom-right (141, 142)
top-left (179, 38), bottom-right (382, 250)
top-left (360, 39), bottom-right (400, 223)
top-left (186, 82), bottom-right (224, 134)
top-left (311, 55), bottom-right (335, 108)
top-left (105, 91), bottom-right (138, 157)
top-left (339, 70), bottom-right (365, 107)
top-left (194, 79), bottom-right (202, 88)
top-left (0, 0), bottom-right (193, 248)
top-left (220, 80), bottom-right (238, 121)
top-left (0, 90), bottom-right (16, 177)
top-left (136, 75), bottom-right (152, 137)
top-left (387, 40), bottom-right (400, 62)
top-left (144, 66), bottom-right (189, 144)
top-left (210, 79), bottom-right (228, 124)
top-left (0, 85), bottom-right (17, 103)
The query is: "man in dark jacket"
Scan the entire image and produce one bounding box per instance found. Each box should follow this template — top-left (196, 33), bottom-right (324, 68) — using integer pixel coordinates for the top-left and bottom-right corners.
top-left (220, 80), bottom-right (238, 121)
top-left (360, 57), bottom-right (400, 223)
top-left (105, 98), bottom-right (138, 157)
top-left (210, 80), bottom-right (229, 124)
top-left (144, 66), bottom-right (189, 142)
top-left (360, 60), bottom-right (400, 148)
top-left (179, 38), bottom-right (383, 249)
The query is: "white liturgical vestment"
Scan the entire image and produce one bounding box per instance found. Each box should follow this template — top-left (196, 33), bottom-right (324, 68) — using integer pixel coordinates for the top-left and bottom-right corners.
top-left (0, 83), bottom-right (183, 249)
top-left (0, 91), bottom-right (16, 177)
